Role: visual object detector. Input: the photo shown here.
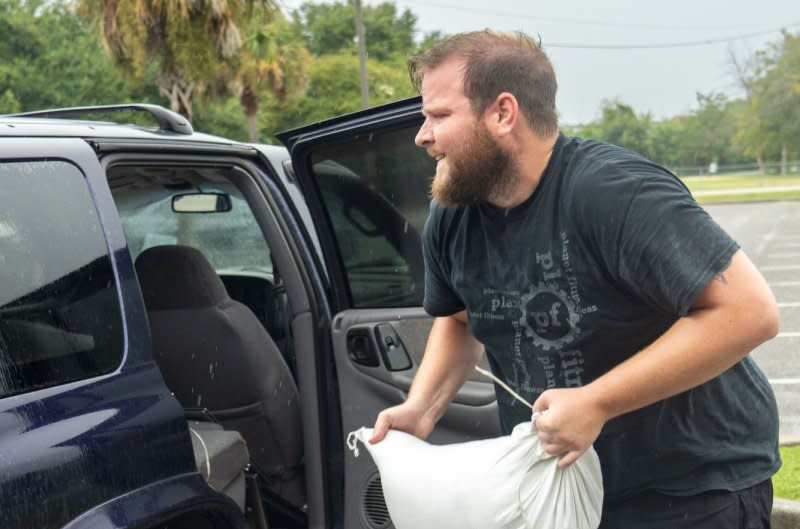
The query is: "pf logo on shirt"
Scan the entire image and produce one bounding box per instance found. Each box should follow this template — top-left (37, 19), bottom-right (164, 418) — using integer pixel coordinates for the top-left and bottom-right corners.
top-left (519, 283), bottom-right (580, 351)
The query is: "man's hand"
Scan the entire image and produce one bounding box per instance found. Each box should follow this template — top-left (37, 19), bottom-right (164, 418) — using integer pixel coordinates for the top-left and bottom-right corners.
top-left (369, 401), bottom-right (435, 444)
top-left (530, 251), bottom-right (777, 470)
top-left (533, 386), bottom-right (607, 469)
top-left (369, 311), bottom-right (482, 445)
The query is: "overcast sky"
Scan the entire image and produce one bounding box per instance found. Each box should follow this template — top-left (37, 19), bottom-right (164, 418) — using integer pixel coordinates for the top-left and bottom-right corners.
top-left (284, 0), bottom-right (800, 125)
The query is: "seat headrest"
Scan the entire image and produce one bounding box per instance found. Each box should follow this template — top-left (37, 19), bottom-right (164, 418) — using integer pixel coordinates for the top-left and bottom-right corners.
top-left (135, 245), bottom-right (230, 310)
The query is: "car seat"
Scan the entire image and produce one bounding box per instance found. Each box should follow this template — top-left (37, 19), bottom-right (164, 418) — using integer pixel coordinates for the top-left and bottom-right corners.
top-left (134, 244), bottom-right (306, 509)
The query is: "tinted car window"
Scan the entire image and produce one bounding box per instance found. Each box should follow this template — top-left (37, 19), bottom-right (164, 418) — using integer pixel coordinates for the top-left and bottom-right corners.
top-left (0, 160), bottom-right (123, 397)
top-left (310, 125), bottom-right (434, 308)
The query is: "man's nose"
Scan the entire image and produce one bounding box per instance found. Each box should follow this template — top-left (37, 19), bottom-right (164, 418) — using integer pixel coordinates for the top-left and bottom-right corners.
top-left (415, 120), bottom-right (433, 147)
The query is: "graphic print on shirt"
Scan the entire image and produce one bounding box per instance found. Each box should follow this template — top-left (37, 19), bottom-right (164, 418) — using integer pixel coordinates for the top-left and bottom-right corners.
top-left (470, 231), bottom-right (598, 400)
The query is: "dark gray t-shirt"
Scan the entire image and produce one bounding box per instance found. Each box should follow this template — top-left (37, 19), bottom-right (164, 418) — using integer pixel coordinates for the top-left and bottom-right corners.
top-left (422, 134), bottom-right (780, 501)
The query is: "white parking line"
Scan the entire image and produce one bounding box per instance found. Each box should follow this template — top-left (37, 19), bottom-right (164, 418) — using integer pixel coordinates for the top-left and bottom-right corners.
top-left (768, 253), bottom-right (800, 258)
top-left (778, 302), bottom-right (800, 308)
top-left (768, 378), bottom-right (800, 385)
top-left (771, 281), bottom-right (800, 287)
top-left (777, 332), bottom-right (800, 338)
top-left (762, 265), bottom-right (800, 271)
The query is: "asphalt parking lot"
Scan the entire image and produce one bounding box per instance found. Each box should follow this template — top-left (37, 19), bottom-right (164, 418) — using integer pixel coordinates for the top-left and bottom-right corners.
top-left (705, 200), bottom-right (800, 445)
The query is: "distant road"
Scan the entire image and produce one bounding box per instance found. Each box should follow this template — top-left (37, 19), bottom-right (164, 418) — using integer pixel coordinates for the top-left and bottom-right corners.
top-left (705, 201), bottom-right (800, 445)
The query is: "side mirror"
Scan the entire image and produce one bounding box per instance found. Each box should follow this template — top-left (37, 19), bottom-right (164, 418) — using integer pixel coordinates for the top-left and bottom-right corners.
top-left (172, 192), bottom-right (232, 213)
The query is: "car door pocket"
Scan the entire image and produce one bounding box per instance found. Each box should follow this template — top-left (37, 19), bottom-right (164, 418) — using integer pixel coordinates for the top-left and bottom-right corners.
top-left (374, 323), bottom-right (412, 371)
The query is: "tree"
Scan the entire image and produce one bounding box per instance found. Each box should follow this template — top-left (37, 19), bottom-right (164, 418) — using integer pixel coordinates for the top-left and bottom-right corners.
top-left (412, 30), bottom-right (448, 56)
top-left (577, 100), bottom-right (652, 158)
top-left (687, 92), bottom-right (739, 167)
top-left (263, 51), bottom-right (417, 137)
top-left (646, 116), bottom-right (688, 170)
top-left (233, 9), bottom-right (310, 141)
top-left (732, 31), bottom-right (800, 173)
top-left (292, 0), bottom-right (416, 61)
top-left (77, 0), bottom-right (275, 120)
top-left (0, 0), bottom-right (145, 113)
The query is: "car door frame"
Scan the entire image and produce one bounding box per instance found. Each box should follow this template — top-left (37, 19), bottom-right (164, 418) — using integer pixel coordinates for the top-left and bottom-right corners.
top-left (278, 98), bottom-right (502, 529)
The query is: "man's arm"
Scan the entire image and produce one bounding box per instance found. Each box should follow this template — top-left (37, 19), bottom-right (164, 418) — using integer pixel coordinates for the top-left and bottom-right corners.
top-left (534, 249), bottom-right (780, 467)
top-left (369, 310), bottom-right (483, 443)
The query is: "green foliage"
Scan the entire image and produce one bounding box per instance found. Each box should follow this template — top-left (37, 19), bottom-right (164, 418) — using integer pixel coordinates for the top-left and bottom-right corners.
top-left (0, 0), bottom-right (154, 112)
top-left (292, 0), bottom-right (416, 61)
top-left (774, 444), bottom-right (800, 500)
top-left (0, 0), bottom-right (39, 58)
top-left (684, 93), bottom-right (739, 165)
top-left (232, 9), bottom-right (311, 141)
top-left (76, 0), bottom-right (278, 118)
top-left (576, 92), bottom-right (750, 170)
top-left (577, 100), bottom-right (652, 157)
top-left (412, 30), bottom-right (449, 56)
top-left (237, 11), bottom-right (310, 103)
top-left (0, 89), bottom-right (21, 114)
top-left (193, 96), bottom-right (251, 142)
top-left (260, 51), bottom-right (417, 139)
top-left (734, 32), bottom-right (800, 164)
top-left (649, 93), bottom-right (746, 169)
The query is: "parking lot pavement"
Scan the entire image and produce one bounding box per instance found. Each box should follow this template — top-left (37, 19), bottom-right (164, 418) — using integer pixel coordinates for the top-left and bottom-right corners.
top-left (705, 201), bottom-right (800, 445)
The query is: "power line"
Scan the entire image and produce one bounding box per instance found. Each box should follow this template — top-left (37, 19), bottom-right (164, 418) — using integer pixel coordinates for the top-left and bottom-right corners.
top-left (398, 0), bottom-right (792, 32)
top-left (545, 23), bottom-right (800, 49)
top-left (277, 0), bottom-right (798, 49)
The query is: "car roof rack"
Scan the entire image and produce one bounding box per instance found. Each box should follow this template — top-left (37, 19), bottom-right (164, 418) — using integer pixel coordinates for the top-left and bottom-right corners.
top-left (9, 103), bottom-right (193, 135)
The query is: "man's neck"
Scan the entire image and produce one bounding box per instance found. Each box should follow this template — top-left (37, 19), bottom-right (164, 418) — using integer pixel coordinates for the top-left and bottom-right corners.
top-left (489, 132), bottom-right (559, 209)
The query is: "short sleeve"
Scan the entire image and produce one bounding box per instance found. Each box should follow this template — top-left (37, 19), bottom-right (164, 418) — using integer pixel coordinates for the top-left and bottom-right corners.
top-left (580, 160), bottom-right (738, 316)
top-left (422, 201), bottom-right (465, 317)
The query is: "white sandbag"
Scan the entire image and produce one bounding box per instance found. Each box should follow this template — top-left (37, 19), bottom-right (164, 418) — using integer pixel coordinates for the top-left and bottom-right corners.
top-left (347, 418), bottom-right (603, 529)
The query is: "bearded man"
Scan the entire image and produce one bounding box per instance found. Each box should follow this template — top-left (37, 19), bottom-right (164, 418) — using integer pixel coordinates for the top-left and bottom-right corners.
top-left (370, 30), bottom-right (781, 529)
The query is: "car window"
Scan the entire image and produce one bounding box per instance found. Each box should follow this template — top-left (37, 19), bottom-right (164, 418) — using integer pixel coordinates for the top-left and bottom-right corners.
top-left (115, 181), bottom-right (272, 277)
top-left (309, 125), bottom-right (434, 308)
top-left (0, 160), bottom-right (123, 397)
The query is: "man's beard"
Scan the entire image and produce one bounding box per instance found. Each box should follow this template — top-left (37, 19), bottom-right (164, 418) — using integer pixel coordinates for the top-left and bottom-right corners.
top-left (430, 122), bottom-right (518, 207)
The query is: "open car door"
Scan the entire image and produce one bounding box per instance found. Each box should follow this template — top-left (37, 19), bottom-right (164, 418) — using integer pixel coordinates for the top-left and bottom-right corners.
top-left (278, 98), bottom-right (502, 529)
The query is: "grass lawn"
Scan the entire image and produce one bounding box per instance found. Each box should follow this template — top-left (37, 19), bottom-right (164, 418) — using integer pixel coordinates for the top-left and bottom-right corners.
top-left (775, 444), bottom-right (800, 500)
top-left (693, 189), bottom-right (800, 204)
top-left (681, 173), bottom-right (800, 191)
top-left (679, 172), bottom-right (800, 203)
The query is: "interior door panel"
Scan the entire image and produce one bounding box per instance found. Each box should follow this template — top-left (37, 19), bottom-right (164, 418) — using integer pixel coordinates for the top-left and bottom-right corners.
top-left (332, 308), bottom-right (501, 529)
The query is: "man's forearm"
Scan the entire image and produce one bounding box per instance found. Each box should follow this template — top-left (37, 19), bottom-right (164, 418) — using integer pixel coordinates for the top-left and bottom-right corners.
top-left (587, 303), bottom-right (775, 422)
top-left (406, 312), bottom-right (484, 424)
top-left (533, 250), bottom-right (780, 467)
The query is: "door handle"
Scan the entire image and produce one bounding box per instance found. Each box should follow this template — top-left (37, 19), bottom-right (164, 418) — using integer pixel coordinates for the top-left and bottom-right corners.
top-left (346, 328), bottom-right (380, 367)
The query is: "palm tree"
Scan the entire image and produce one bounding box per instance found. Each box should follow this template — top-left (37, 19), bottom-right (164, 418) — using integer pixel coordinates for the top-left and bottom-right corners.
top-left (77, 0), bottom-right (274, 120)
top-left (234, 9), bottom-right (310, 141)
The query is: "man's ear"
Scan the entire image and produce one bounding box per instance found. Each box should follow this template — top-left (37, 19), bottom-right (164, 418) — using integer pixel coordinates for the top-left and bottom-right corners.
top-left (486, 92), bottom-right (518, 137)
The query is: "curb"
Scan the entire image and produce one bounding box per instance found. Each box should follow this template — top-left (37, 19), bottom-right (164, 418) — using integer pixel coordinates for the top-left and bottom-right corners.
top-left (774, 498), bottom-right (800, 529)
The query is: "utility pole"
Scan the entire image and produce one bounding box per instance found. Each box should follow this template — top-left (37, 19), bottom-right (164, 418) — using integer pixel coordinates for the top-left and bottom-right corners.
top-left (354, 0), bottom-right (369, 109)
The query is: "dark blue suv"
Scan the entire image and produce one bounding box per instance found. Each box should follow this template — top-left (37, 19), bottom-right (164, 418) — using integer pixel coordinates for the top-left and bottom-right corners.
top-left (0, 103), bottom-right (503, 529)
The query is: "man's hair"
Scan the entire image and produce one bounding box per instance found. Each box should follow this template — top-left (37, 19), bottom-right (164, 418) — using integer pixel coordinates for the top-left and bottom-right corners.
top-left (409, 30), bottom-right (558, 137)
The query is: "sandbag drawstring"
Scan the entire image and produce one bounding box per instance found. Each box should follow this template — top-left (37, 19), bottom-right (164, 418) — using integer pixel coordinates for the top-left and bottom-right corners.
top-left (474, 365), bottom-right (534, 410)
